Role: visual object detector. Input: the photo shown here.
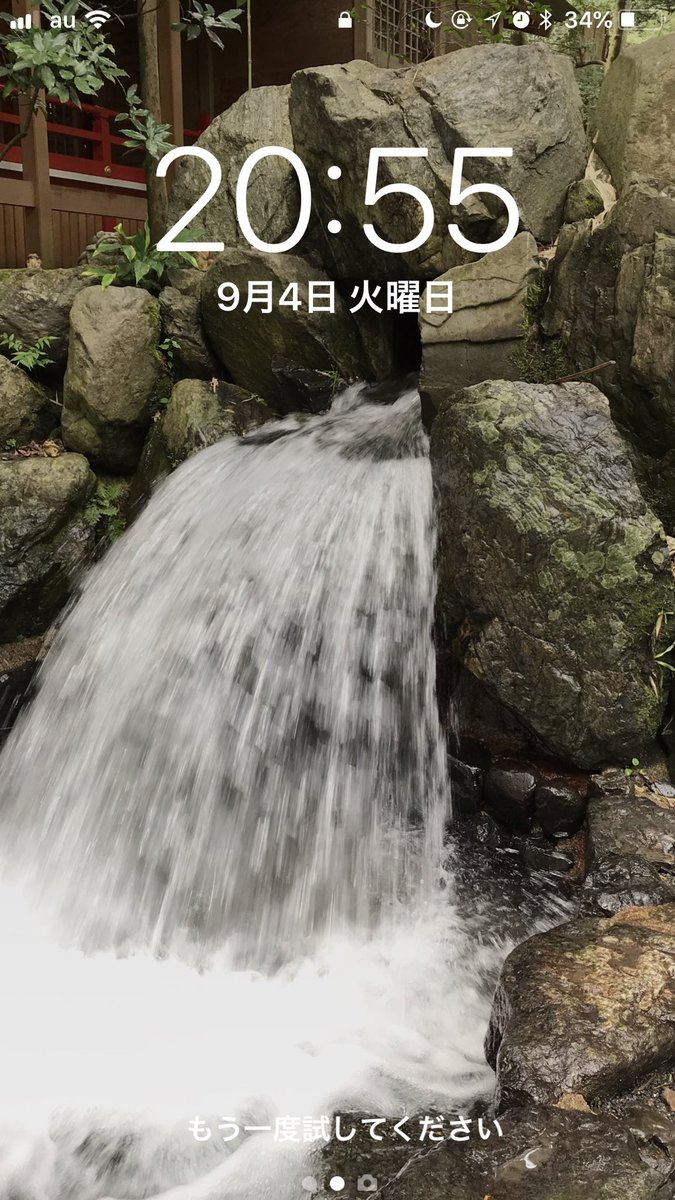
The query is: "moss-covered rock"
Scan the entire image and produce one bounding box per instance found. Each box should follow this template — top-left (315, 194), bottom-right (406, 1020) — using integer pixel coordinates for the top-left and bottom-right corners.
top-left (486, 905), bottom-right (675, 1110)
top-left (0, 267), bottom-right (93, 374)
top-left (431, 379), bottom-right (673, 769)
top-left (62, 286), bottom-right (169, 474)
top-left (129, 378), bottom-right (271, 513)
top-left (0, 356), bottom-right (55, 445)
top-left (158, 270), bottom-right (217, 380)
top-left (0, 454), bottom-right (95, 640)
top-left (564, 178), bottom-right (604, 223)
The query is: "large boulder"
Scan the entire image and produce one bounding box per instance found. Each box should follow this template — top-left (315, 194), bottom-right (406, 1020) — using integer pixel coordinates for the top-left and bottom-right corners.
top-left (62, 287), bottom-right (168, 474)
top-left (596, 34), bottom-right (675, 192)
top-left (486, 905), bottom-right (675, 1110)
top-left (168, 85), bottom-right (298, 250)
top-left (420, 232), bottom-right (542, 409)
top-left (289, 45), bottom-right (586, 279)
top-left (0, 356), bottom-right (54, 444)
top-left (0, 267), bottom-right (93, 373)
top-left (201, 249), bottom-right (385, 400)
top-left (544, 190), bottom-right (675, 506)
top-left (430, 379), bottom-right (673, 769)
top-left (0, 455), bottom-right (95, 641)
top-left (544, 38), bottom-right (675, 528)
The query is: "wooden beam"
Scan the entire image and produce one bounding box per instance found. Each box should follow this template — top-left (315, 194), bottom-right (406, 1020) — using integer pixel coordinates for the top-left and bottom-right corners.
top-left (50, 185), bottom-right (147, 222)
top-left (11, 0), bottom-right (54, 267)
top-left (158, 0), bottom-right (184, 145)
top-left (0, 176), bottom-right (35, 206)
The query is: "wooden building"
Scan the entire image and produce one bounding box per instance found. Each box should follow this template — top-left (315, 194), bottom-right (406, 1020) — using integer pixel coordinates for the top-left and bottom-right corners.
top-left (0, 1), bottom-right (481, 268)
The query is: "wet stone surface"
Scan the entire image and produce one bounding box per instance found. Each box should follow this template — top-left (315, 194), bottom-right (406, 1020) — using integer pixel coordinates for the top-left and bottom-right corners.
top-left (320, 1106), bottom-right (671, 1198)
top-left (580, 852), bottom-right (675, 917)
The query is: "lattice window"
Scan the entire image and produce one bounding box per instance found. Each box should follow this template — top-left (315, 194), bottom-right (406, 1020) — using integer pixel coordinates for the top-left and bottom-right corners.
top-left (402, 0), bottom-right (435, 61)
top-left (372, 0), bottom-right (436, 63)
top-left (373, 0), bottom-right (401, 55)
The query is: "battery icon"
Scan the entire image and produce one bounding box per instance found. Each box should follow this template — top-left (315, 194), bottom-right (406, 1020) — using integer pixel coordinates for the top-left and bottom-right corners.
top-left (619, 10), bottom-right (636, 25)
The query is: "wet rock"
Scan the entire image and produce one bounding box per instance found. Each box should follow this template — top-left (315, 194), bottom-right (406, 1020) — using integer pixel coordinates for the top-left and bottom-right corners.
top-left (158, 272), bottom-right (218, 380)
top-left (420, 233), bottom-right (542, 410)
top-left (320, 1105), bottom-right (666, 1198)
top-left (486, 905), bottom-right (675, 1110)
top-left (580, 853), bottom-right (675, 917)
top-left (0, 356), bottom-right (54, 445)
top-left (564, 178), bottom-right (604, 223)
top-left (468, 810), bottom-right (576, 881)
top-left (448, 754), bottom-right (483, 815)
top-left (0, 455), bottom-right (95, 641)
top-left (484, 766), bottom-right (537, 830)
top-left (587, 784), bottom-right (675, 873)
top-left (0, 635), bottom-right (45, 752)
top-left (0, 267), bottom-right (93, 373)
top-left (596, 34), bottom-right (675, 192)
top-left (270, 357), bottom-right (341, 415)
top-left (129, 379), bottom-right (271, 512)
top-left (290, 45), bottom-right (585, 280)
top-left (535, 779), bottom-right (587, 838)
top-left (62, 286), bottom-right (168, 474)
top-left (622, 1102), bottom-right (675, 1178)
top-left (431, 379), bottom-right (672, 770)
top-left (201, 249), bottom-right (383, 401)
top-left (168, 85), bottom-right (298, 252)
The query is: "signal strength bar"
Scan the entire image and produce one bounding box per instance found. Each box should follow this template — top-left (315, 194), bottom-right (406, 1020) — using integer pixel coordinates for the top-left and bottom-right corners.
top-left (10, 12), bottom-right (33, 28)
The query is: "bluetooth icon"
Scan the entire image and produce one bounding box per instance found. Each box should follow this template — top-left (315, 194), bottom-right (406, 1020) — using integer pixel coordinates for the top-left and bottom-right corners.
top-left (540, 8), bottom-right (553, 28)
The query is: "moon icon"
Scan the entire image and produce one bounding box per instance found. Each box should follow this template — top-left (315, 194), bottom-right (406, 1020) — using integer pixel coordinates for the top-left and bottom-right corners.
top-left (425, 11), bottom-right (443, 27)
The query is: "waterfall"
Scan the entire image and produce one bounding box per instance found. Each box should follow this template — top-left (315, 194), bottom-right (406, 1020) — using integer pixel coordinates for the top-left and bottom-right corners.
top-left (0, 389), bottom-right (498, 1200)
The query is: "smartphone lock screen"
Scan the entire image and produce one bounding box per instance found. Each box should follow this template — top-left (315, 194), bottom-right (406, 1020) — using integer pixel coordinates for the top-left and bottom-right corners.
top-left (0, 2), bottom-right (673, 1198)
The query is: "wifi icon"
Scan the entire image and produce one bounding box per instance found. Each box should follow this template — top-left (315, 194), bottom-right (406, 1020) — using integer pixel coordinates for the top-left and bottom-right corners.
top-left (85, 8), bottom-right (111, 27)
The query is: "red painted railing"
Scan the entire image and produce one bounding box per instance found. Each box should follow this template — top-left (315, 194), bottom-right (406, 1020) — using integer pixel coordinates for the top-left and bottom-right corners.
top-left (0, 95), bottom-right (200, 189)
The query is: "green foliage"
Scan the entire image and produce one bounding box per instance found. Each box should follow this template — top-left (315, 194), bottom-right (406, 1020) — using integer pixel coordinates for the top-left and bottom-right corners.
top-left (159, 337), bottom-right (182, 377)
top-left (510, 279), bottom-right (571, 383)
top-left (115, 84), bottom-right (173, 167)
top-left (172, 3), bottom-right (242, 50)
top-left (624, 756), bottom-right (641, 777)
top-left (650, 609), bottom-right (675, 700)
top-left (83, 223), bottom-right (197, 292)
top-left (83, 480), bottom-right (127, 541)
top-left (511, 336), bottom-right (570, 384)
top-left (0, 332), bottom-right (55, 371)
top-left (0, 0), bottom-right (124, 106)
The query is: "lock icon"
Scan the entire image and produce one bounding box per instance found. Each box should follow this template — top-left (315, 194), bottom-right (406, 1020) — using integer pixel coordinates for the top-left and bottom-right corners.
top-left (338, 10), bottom-right (353, 28)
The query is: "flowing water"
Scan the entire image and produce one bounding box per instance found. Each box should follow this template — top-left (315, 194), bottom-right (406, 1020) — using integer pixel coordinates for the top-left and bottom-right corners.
top-left (0, 389), bottom-right (555, 1200)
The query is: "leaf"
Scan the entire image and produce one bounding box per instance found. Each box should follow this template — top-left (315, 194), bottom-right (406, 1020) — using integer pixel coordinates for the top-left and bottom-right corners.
top-left (133, 258), bottom-right (152, 283)
top-left (100, 272), bottom-right (116, 289)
